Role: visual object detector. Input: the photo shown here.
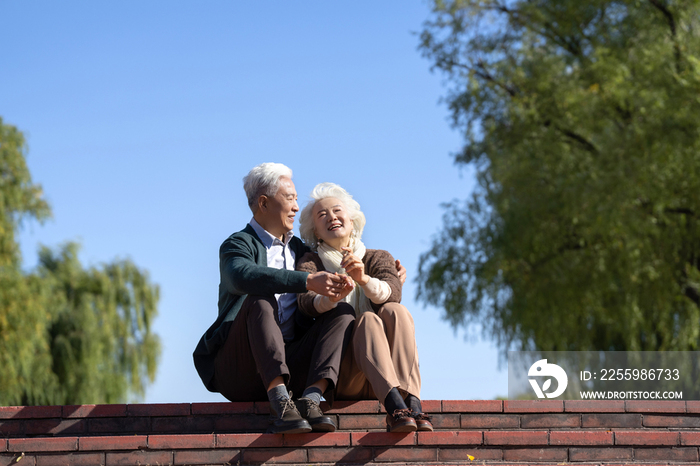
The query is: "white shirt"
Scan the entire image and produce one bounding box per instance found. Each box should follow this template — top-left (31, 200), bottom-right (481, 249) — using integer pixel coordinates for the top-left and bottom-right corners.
top-left (249, 218), bottom-right (298, 341)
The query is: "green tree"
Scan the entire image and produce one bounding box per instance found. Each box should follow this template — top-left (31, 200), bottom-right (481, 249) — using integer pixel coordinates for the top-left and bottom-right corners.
top-left (417, 0), bottom-right (700, 352)
top-left (0, 117), bottom-right (160, 405)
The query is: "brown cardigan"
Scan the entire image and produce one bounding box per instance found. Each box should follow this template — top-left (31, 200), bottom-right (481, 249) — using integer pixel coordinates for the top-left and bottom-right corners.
top-left (296, 249), bottom-right (402, 317)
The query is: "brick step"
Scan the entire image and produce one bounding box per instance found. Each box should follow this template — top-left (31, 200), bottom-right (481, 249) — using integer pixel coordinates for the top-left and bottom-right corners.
top-left (2, 400), bottom-right (700, 465)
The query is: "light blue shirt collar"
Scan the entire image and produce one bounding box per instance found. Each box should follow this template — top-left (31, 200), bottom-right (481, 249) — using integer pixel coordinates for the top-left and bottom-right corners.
top-left (249, 217), bottom-right (294, 248)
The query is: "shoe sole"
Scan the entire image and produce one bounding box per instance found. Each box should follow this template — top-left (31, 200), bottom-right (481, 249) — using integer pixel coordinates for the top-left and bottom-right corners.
top-left (310, 420), bottom-right (337, 432)
top-left (267, 421), bottom-right (313, 434)
top-left (386, 423), bottom-right (417, 433)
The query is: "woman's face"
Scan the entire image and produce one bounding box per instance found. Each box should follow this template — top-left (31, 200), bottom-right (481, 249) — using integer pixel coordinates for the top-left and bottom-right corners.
top-left (312, 197), bottom-right (353, 249)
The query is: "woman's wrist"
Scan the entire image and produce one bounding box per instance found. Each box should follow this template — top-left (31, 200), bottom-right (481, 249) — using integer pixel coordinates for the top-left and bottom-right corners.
top-left (356, 274), bottom-right (370, 286)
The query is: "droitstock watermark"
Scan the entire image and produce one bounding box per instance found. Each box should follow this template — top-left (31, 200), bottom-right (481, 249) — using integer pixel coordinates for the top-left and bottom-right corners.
top-left (508, 351), bottom-right (700, 400)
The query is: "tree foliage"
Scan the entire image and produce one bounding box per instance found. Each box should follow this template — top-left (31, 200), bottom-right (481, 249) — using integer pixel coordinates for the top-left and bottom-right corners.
top-left (0, 117), bottom-right (160, 405)
top-left (418, 0), bottom-right (700, 352)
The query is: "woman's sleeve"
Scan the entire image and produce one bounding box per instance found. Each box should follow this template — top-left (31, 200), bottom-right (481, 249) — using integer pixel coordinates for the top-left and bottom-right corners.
top-left (364, 249), bottom-right (402, 309)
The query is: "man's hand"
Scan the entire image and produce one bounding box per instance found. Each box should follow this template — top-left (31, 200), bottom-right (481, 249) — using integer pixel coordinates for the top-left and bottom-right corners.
top-left (395, 259), bottom-right (406, 286)
top-left (307, 271), bottom-right (354, 299)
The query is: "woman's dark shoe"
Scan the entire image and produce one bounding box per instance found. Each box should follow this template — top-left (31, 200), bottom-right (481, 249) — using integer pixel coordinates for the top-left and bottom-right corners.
top-left (267, 397), bottom-right (312, 434)
top-left (411, 412), bottom-right (434, 432)
top-left (386, 408), bottom-right (417, 433)
top-left (295, 397), bottom-right (336, 432)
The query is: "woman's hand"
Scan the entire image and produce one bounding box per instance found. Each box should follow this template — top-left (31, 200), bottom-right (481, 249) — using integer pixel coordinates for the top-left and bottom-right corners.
top-left (329, 273), bottom-right (355, 303)
top-left (340, 247), bottom-right (370, 286)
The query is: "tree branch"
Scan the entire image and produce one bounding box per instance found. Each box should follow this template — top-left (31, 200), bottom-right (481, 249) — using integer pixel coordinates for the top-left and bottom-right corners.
top-left (648, 0), bottom-right (682, 69)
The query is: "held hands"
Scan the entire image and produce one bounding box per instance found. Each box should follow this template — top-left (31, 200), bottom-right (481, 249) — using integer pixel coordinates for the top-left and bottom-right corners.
top-left (340, 247), bottom-right (370, 286)
top-left (306, 271), bottom-right (354, 301)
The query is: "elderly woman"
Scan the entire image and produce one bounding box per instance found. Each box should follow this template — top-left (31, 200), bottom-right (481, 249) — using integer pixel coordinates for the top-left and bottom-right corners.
top-left (296, 182), bottom-right (432, 433)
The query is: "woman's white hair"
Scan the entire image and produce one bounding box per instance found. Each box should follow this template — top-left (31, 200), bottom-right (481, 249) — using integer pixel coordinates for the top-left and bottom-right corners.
top-left (299, 182), bottom-right (366, 251)
top-left (243, 163), bottom-right (293, 213)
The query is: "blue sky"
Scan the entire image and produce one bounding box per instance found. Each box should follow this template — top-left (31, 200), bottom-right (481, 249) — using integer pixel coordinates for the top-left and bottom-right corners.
top-left (2, 1), bottom-right (508, 403)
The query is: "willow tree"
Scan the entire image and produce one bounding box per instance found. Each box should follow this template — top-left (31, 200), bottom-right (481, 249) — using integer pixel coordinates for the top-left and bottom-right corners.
top-left (0, 117), bottom-right (160, 405)
top-left (418, 0), bottom-right (700, 352)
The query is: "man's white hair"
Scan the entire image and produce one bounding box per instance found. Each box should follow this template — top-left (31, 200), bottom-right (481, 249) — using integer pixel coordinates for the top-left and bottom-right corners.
top-left (299, 182), bottom-right (366, 251)
top-left (243, 163), bottom-right (293, 213)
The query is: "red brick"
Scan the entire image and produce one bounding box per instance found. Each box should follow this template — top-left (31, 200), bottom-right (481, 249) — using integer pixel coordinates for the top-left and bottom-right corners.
top-left (253, 401), bottom-right (271, 415)
top-left (283, 432), bottom-right (350, 447)
top-left (686, 401), bottom-right (700, 413)
top-left (308, 447), bottom-right (373, 464)
top-left (148, 434), bottom-right (215, 449)
top-left (36, 452), bottom-right (104, 466)
top-left (484, 430), bottom-right (548, 446)
top-left (635, 447), bottom-right (699, 462)
top-left (322, 400), bottom-right (381, 414)
top-left (681, 432), bottom-right (700, 445)
top-left (521, 413), bottom-right (580, 428)
top-left (428, 413), bottom-right (460, 429)
top-left (645, 415), bottom-right (700, 427)
top-left (443, 400), bottom-right (502, 413)
top-left (9, 438), bottom-right (78, 453)
top-left (582, 413), bottom-right (642, 428)
top-left (421, 400), bottom-right (441, 413)
top-left (0, 406), bottom-right (62, 420)
top-left (569, 447), bottom-right (634, 461)
top-left (214, 414), bottom-right (268, 432)
top-left (0, 421), bottom-right (25, 437)
top-left (502, 448), bottom-right (567, 462)
top-left (416, 431), bottom-right (482, 445)
top-left (191, 402), bottom-right (254, 415)
top-left (338, 414), bottom-right (386, 431)
top-left (127, 403), bottom-right (190, 417)
top-left (0, 453), bottom-right (35, 466)
top-left (626, 400), bottom-right (686, 413)
top-left (62, 404), bottom-right (126, 418)
top-left (87, 417), bottom-right (150, 434)
top-left (106, 450), bottom-right (172, 466)
top-left (461, 414), bottom-right (519, 429)
top-left (373, 446), bottom-right (436, 462)
top-left (24, 419), bottom-right (85, 436)
top-left (79, 435), bottom-right (147, 451)
top-left (565, 400), bottom-right (625, 412)
top-left (615, 431), bottom-right (679, 445)
top-left (550, 430), bottom-right (614, 445)
top-left (240, 448), bottom-right (307, 464)
top-left (217, 433), bottom-right (282, 448)
top-left (0, 441), bottom-right (5, 453)
top-left (504, 400), bottom-right (563, 413)
top-left (174, 449), bottom-right (240, 465)
top-left (351, 432), bottom-right (415, 446)
top-left (439, 448), bottom-right (502, 462)
top-left (151, 415), bottom-right (215, 433)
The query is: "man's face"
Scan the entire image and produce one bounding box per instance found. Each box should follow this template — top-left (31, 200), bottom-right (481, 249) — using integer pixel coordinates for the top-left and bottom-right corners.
top-left (259, 176), bottom-right (299, 239)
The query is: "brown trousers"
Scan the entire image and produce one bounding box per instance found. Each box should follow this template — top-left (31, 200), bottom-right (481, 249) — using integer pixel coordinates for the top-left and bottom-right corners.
top-left (213, 295), bottom-right (355, 402)
top-left (335, 302), bottom-right (422, 404)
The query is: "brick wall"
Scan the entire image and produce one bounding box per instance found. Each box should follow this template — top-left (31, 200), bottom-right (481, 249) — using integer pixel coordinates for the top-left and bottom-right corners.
top-left (2, 400), bottom-right (700, 465)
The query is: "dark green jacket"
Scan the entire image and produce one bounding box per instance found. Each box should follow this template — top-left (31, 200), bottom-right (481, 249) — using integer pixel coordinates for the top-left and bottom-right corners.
top-left (193, 224), bottom-right (310, 391)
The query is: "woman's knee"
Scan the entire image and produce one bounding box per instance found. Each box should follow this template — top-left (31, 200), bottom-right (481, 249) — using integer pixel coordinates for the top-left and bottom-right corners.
top-left (355, 311), bottom-right (383, 334)
top-left (377, 302), bottom-right (415, 326)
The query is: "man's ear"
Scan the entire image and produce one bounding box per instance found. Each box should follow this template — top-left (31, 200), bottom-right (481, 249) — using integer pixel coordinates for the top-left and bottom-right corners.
top-left (257, 195), bottom-right (268, 213)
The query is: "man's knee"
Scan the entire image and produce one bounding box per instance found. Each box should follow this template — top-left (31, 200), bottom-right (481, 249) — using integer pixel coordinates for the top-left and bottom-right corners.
top-left (324, 302), bottom-right (356, 323)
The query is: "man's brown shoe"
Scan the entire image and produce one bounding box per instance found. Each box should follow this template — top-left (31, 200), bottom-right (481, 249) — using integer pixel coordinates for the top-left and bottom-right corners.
top-left (386, 408), bottom-right (417, 433)
top-left (412, 412), bottom-right (434, 432)
top-left (267, 397), bottom-right (312, 434)
top-left (295, 397), bottom-right (336, 432)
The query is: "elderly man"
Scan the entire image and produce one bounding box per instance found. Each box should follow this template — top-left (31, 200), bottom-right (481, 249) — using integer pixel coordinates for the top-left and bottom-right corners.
top-left (193, 163), bottom-right (356, 434)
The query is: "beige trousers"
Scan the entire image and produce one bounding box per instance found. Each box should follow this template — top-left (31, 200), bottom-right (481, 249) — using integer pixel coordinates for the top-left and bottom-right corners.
top-left (335, 302), bottom-right (421, 403)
